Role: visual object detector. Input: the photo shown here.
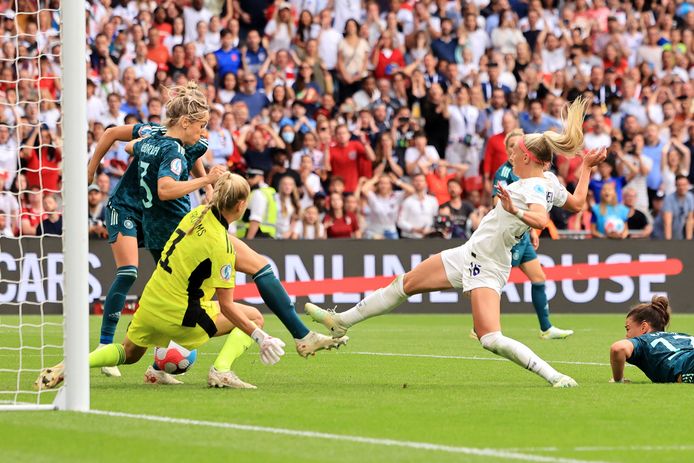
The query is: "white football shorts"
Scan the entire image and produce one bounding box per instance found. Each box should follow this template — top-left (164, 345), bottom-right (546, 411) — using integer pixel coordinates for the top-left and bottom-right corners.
top-left (440, 243), bottom-right (510, 296)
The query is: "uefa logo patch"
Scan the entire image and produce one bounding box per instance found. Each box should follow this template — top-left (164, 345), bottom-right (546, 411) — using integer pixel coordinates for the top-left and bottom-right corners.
top-left (220, 264), bottom-right (232, 281)
top-left (138, 125), bottom-right (152, 138)
top-left (170, 158), bottom-right (182, 176)
top-left (123, 219), bottom-right (134, 230)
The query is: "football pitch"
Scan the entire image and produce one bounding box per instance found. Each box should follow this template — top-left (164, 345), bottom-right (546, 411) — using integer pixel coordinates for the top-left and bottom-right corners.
top-left (1, 313), bottom-right (694, 463)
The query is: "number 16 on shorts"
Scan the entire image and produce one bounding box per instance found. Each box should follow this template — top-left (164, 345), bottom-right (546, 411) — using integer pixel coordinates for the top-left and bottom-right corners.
top-left (469, 262), bottom-right (481, 277)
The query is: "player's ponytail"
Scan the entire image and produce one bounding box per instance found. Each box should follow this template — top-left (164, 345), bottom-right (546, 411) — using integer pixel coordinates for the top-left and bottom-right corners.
top-left (164, 80), bottom-right (209, 128)
top-left (627, 296), bottom-right (672, 332)
top-left (187, 172), bottom-right (250, 235)
top-left (521, 96), bottom-right (589, 163)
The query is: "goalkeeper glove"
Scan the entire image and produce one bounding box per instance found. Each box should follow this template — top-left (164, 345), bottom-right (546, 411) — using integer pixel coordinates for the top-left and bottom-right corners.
top-left (251, 328), bottom-right (286, 365)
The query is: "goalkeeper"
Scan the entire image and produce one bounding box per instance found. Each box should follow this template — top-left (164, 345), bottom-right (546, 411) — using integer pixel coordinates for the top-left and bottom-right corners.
top-left (36, 173), bottom-right (286, 390)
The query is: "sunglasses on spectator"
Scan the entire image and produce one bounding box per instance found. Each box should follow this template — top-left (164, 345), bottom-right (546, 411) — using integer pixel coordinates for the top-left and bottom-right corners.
top-left (319, 126), bottom-right (329, 131)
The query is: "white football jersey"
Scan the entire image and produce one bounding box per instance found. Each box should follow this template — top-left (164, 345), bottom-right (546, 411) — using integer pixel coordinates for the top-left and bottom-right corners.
top-left (468, 176), bottom-right (555, 267)
top-left (543, 170), bottom-right (569, 208)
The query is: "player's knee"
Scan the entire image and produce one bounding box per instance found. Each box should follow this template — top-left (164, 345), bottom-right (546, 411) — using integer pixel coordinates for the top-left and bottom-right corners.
top-left (479, 331), bottom-right (503, 354)
top-left (250, 308), bottom-right (264, 328)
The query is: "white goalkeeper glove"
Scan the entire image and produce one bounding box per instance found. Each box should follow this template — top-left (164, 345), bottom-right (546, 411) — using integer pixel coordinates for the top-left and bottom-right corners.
top-left (251, 328), bottom-right (286, 365)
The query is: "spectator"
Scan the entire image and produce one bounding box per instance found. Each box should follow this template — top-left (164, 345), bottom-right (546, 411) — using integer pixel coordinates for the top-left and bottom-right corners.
top-left (623, 187), bottom-right (652, 239)
top-left (591, 182), bottom-right (629, 239)
top-left (292, 205), bottom-right (325, 239)
top-left (520, 99), bottom-right (558, 134)
top-left (324, 191), bottom-right (361, 238)
top-left (265, 3), bottom-right (296, 53)
top-left (87, 184), bottom-right (107, 239)
top-left (232, 73), bottom-right (269, 118)
top-left (446, 87), bottom-right (480, 176)
top-left (238, 169), bottom-right (277, 240)
top-left (642, 123), bottom-right (666, 204)
top-left (243, 127), bottom-right (282, 176)
top-left (101, 93), bottom-right (127, 127)
top-left (441, 179), bottom-right (475, 239)
top-left (297, 154), bottom-right (324, 210)
top-left (0, 124), bottom-right (17, 189)
top-left (206, 109), bottom-right (234, 166)
top-left (337, 19), bottom-right (370, 102)
top-left (372, 132), bottom-right (404, 178)
top-left (491, 11), bottom-right (526, 56)
top-left (329, 124), bottom-right (375, 194)
top-left (663, 175), bottom-right (694, 240)
top-left (650, 191), bottom-right (666, 240)
top-left (476, 88), bottom-right (507, 139)
top-left (405, 131), bottom-right (440, 176)
top-left (372, 31), bottom-right (405, 80)
top-left (35, 193), bottom-right (61, 236)
top-left (360, 174), bottom-right (413, 239)
top-left (659, 141), bottom-right (691, 197)
top-left (214, 28), bottom-right (242, 78)
top-left (20, 124), bottom-right (61, 194)
top-left (316, 8), bottom-right (342, 75)
top-left (615, 136), bottom-right (651, 213)
top-left (421, 83), bottom-right (450, 158)
top-left (589, 157), bottom-right (626, 204)
top-left (397, 173), bottom-right (439, 239)
top-left (431, 18), bottom-right (457, 63)
top-left (274, 176), bottom-right (300, 240)
top-left (183, 0), bottom-right (212, 44)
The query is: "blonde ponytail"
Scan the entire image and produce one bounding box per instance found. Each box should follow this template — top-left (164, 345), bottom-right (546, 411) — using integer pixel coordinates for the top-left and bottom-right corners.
top-left (187, 172), bottom-right (250, 234)
top-left (164, 80), bottom-right (210, 128)
top-left (522, 97), bottom-right (589, 162)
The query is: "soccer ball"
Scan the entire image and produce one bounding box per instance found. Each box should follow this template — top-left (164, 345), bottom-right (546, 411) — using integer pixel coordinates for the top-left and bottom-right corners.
top-left (154, 341), bottom-right (197, 375)
top-left (604, 216), bottom-right (625, 235)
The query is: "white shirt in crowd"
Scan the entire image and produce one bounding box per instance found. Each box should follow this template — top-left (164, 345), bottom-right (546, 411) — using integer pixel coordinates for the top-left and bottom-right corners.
top-left (248, 184), bottom-right (271, 224)
top-left (291, 148), bottom-right (325, 171)
top-left (333, 0), bottom-right (362, 32)
top-left (292, 220), bottom-right (325, 239)
top-left (183, 6), bottom-right (212, 44)
top-left (404, 145), bottom-right (440, 174)
top-left (620, 154), bottom-right (652, 212)
top-left (583, 132), bottom-right (611, 151)
top-left (317, 26), bottom-right (342, 70)
top-left (397, 193), bottom-right (439, 238)
top-left (275, 194), bottom-right (296, 239)
top-left (299, 172), bottom-right (323, 210)
top-left (0, 139), bottom-right (18, 189)
top-left (207, 128), bottom-right (234, 166)
top-left (364, 190), bottom-right (405, 237)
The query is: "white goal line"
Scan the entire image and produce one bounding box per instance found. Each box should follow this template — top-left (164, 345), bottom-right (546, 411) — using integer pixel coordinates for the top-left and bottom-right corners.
top-left (86, 409), bottom-right (607, 463)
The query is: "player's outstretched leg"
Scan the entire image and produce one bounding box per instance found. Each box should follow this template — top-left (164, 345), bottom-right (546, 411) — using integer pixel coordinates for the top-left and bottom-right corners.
top-left (306, 254), bottom-right (452, 337)
top-left (230, 236), bottom-right (348, 356)
top-left (520, 260), bottom-right (574, 340)
top-left (472, 287), bottom-right (577, 387)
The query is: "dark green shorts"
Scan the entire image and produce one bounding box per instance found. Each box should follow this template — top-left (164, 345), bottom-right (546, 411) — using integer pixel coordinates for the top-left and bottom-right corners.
top-left (106, 204), bottom-right (144, 247)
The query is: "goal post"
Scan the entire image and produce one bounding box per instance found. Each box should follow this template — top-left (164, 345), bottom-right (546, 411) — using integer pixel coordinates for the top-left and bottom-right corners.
top-left (0, 1), bottom-right (89, 412)
top-left (60, 0), bottom-right (89, 411)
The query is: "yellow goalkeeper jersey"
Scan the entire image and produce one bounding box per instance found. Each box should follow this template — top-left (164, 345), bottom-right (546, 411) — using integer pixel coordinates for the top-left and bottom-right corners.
top-left (138, 205), bottom-right (236, 334)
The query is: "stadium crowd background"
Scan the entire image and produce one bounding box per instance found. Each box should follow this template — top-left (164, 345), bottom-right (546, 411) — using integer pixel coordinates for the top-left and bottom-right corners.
top-left (0, 0), bottom-right (692, 241)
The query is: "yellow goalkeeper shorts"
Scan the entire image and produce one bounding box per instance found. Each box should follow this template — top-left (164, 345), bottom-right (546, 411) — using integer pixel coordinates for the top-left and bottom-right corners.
top-left (126, 301), bottom-right (220, 351)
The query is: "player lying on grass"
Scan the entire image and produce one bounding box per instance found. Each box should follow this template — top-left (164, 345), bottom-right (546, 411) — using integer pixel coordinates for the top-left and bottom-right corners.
top-left (485, 128), bottom-right (574, 340)
top-left (307, 97), bottom-right (606, 387)
top-left (36, 173), bottom-right (287, 390)
top-left (610, 296), bottom-right (694, 384)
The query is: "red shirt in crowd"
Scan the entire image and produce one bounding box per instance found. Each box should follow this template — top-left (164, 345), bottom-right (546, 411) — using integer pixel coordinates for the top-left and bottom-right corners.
top-left (374, 49), bottom-right (405, 79)
top-left (324, 212), bottom-right (359, 238)
top-left (482, 132), bottom-right (508, 179)
top-left (24, 147), bottom-right (62, 193)
top-left (426, 172), bottom-right (456, 205)
top-left (329, 140), bottom-right (368, 193)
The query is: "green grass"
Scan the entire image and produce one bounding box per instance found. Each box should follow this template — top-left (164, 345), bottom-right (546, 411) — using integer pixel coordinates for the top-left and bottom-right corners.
top-left (1, 313), bottom-right (694, 463)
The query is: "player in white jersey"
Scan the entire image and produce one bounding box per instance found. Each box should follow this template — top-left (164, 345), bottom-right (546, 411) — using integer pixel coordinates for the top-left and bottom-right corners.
top-left (306, 98), bottom-right (607, 387)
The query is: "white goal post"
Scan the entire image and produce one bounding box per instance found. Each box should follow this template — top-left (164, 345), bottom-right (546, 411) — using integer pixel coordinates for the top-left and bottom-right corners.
top-left (0, 0), bottom-right (88, 412)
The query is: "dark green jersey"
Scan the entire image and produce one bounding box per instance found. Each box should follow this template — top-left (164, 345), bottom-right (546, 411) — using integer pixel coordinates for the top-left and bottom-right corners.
top-left (492, 161), bottom-right (518, 197)
top-left (628, 331), bottom-right (694, 383)
top-left (136, 134), bottom-right (191, 251)
top-left (107, 123), bottom-right (166, 215)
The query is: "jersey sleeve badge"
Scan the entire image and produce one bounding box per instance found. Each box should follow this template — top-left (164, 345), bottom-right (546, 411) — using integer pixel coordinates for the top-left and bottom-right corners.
top-left (170, 158), bottom-right (183, 176)
top-left (220, 264), bottom-right (232, 281)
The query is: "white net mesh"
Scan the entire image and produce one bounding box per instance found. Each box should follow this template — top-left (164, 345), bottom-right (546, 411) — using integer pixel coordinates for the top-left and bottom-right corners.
top-left (0, 0), bottom-right (64, 408)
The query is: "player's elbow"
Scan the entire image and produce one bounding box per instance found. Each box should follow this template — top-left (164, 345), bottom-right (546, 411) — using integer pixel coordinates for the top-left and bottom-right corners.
top-left (610, 341), bottom-right (629, 358)
top-left (158, 185), bottom-right (174, 201)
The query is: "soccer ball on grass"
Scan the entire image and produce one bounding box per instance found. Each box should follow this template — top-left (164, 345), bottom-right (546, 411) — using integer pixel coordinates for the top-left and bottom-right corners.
top-left (154, 341), bottom-right (197, 375)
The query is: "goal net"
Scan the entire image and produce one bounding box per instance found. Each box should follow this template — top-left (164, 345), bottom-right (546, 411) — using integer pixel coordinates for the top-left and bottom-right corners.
top-left (0, 1), bottom-right (88, 411)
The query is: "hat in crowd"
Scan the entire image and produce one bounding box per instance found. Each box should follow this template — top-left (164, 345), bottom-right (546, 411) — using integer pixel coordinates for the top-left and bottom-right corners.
top-left (655, 191), bottom-right (665, 200)
top-left (246, 168), bottom-right (265, 178)
top-left (88, 184), bottom-right (100, 193)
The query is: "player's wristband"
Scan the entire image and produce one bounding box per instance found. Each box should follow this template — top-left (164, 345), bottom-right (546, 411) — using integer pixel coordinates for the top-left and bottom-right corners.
top-left (514, 209), bottom-right (525, 220)
top-left (251, 328), bottom-right (270, 345)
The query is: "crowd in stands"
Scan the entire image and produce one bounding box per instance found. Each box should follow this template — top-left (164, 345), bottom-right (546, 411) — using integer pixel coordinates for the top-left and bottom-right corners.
top-left (0, 0), bottom-right (693, 240)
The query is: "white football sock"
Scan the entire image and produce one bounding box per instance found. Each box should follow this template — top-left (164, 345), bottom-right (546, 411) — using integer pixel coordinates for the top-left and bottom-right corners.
top-left (340, 275), bottom-right (408, 327)
top-left (479, 331), bottom-right (563, 384)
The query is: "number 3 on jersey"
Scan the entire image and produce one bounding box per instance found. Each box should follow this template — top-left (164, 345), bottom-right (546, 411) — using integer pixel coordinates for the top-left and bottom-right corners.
top-left (139, 161), bottom-right (153, 208)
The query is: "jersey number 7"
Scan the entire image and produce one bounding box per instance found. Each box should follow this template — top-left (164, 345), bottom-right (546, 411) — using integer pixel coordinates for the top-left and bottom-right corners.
top-left (160, 229), bottom-right (186, 274)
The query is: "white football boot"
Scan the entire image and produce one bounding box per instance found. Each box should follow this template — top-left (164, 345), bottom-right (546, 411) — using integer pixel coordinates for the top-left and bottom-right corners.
top-left (144, 365), bottom-right (183, 385)
top-left (304, 303), bottom-right (350, 338)
top-left (540, 326), bottom-right (574, 340)
top-left (552, 375), bottom-right (578, 388)
top-left (207, 366), bottom-right (256, 389)
top-left (295, 331), bottom-right (349, 358)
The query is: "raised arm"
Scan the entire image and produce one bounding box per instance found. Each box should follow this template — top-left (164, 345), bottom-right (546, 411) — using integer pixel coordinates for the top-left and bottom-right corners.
top-left (157, 165), bottom-right (225, 201)
top-left (562, 147), bottom-right (607, 213)
top-left (496, 184), bottom-right (549, 230)
top-left (88, 124), bottom-right (138, 184)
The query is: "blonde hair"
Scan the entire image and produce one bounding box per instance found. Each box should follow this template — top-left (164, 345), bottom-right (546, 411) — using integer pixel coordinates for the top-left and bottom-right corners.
top-left (187, 172), bottom-right (250, 234)
top-left (164, 81), bottom-right (209, 128)
top-left (521, 97), bottom-right (589, 162)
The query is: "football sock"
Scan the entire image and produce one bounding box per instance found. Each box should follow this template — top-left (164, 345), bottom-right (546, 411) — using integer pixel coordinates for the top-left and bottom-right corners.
top-left (479, 331), bottom-right (562, 384)
top-left (253, 264), bottom-right (309, 339)
top-left (531, 282), bottom-right (553, 332)
top-left (213, 328), bottom-right (253, 372)
top-left (89, 343), bottom-right (126, 368)
top-left (99, 265), bottom-right (137, 345)
top-left (340, 275), bottom-right (407, 327)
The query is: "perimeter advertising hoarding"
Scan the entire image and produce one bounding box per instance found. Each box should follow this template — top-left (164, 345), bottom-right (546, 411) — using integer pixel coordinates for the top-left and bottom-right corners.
top-left (0, 238), bottom-right (689, 314)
